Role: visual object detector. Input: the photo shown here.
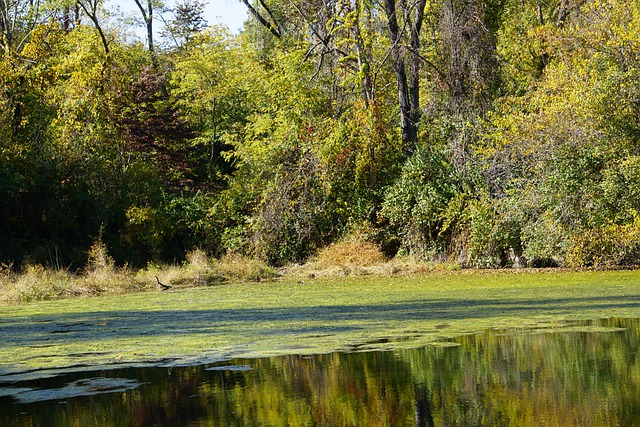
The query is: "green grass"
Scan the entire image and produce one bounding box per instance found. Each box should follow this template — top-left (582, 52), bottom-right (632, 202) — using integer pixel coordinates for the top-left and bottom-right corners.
top-left (1, 269), bottom-right (640, 380)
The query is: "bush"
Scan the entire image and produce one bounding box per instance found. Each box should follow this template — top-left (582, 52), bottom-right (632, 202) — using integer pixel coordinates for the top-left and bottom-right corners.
top-left (381, 147), bottom-right (459, 259)
top-left (565, 213), bottom-right (640, 268)
top-left (464, 196), bottom-right (512, 268)
top-left (314, 236), bottom-right (386, 268)
top-left (250, 149), bottom-right (333, 265)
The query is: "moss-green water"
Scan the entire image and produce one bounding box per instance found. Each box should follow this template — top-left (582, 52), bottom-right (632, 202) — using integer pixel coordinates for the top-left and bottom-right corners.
top-left (2, 270), bottom-right (640, 379)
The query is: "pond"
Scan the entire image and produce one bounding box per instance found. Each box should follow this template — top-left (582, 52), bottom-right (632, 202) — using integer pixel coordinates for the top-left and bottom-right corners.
top-left (1, 317), bottom-right (639, 426)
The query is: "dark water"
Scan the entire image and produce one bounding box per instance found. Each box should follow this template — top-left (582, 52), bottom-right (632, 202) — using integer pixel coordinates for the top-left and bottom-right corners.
top-left (2, 318), bottom-right (640, 426)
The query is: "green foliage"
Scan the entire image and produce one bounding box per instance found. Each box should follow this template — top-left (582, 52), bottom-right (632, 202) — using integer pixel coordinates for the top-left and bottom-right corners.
top-left (565, 212), bottom-right (640, 268)
top-left (4, 0), bottom-right (640, 270)
top-left (381, 144), bottom-right (459, 259)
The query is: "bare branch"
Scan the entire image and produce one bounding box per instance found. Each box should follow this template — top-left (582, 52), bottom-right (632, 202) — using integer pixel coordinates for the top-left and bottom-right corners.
top-left (77, 0), bottom-right (109, 55)
top-left (258, 0), bottom-right (282, 33)
top-left (241, 0), bottom-right (281, 38)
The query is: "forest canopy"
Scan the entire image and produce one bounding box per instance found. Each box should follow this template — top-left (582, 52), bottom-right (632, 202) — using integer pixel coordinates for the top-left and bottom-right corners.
top-left (1, 0), bottom-right (640, 270)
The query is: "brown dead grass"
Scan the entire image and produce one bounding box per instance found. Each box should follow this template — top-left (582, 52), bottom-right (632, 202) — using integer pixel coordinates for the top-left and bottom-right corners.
top-left (285, 236), bottom-right (461, 280)
top-left (0, 246), bottom-right (277, 305)
top-left (315, 237), bottom-right (387, 267)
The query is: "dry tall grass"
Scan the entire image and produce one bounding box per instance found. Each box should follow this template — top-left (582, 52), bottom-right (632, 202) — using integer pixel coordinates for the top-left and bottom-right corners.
top-left (135, 250), bottom-right (276, 290)
top-left (0, 245), bottom-right (277, 305)
top-left (286, 236), bottom-right (459, 279)
top-left (0, 237), bottom-right (459, 305)
top-left (1, 264), bottom-right (74, 302)
top-left (0, 240), bottom-right (142, 304)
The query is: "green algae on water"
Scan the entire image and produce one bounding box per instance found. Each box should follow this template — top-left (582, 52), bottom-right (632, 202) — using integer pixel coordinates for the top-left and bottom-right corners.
top-left (1, 270), bottom-right (640, 380)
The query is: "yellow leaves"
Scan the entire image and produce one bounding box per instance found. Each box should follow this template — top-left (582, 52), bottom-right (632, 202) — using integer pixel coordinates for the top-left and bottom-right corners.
top-left (483, 0), bottom-right (634, 169)
top-left (238, 113), bottom-right (277, 162)
top-left (423, 0), bottom-right (437, 15)
top-left (20, 23), bottom-right (64, 62)
top-left (248, 113), bottom-right (275, 138)
top-left (565, 212), bottom-right (640, 267)
top-left (33, 27), bottom-right (109, 149)
top-left (126, 206), bottom-right (153, 225)
top-left (569, 0), bottom-right (640, 63)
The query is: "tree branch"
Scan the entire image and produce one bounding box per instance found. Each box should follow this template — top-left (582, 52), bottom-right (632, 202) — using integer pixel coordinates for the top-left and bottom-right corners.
top-left (76, 0), bottom-right (109, 55)
top-left (258, 0), bottom-right (282, 34)
top-left (241, 0), bottom-right (281, 38)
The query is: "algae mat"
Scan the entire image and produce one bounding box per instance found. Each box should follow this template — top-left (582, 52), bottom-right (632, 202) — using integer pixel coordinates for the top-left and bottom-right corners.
top-left (2, 270), bottom-right (640, 380)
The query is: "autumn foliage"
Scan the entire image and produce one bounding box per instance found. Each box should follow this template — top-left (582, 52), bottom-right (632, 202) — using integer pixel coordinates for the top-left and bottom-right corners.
top-left (1, 0), bottom-right (640, 270)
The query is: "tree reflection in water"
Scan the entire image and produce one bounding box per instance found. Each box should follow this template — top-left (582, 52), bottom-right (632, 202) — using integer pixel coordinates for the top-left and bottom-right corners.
top-left (2, 318), bottom-right (640, 426)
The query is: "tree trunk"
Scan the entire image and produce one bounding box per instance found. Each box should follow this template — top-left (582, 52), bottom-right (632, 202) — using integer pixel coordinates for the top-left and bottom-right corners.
top-left (77, 0), bottom-right (110, 56)
top-left (406, 0), bottom-right (426, 132)
top-left (0, 0), bottom-right (12, 49)
top-left (384, 0), bottom-right (417, 150)
top-left (133, 0), bottom-right (160, 70)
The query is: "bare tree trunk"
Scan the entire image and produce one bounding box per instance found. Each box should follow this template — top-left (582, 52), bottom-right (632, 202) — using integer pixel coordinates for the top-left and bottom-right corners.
top-left (404, 0), bottom-right (426, 144)
top-left (384, 0), bottom-right (417, 150)
top-left (133, 0), bottom-right (160, 70)
top-left (0, 0), bottom-right (12, 49)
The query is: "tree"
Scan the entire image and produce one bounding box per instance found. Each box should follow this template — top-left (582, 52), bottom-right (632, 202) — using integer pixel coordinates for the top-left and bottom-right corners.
top-left (162, 0), bottom-right (207, 48)
top-left (133, 0), bottom-right (162, 71)
top-left (383, 0), bottom-right (426, 150)
top-left (76, 0), bottom-right (110, 55)
top-left (240, 0), bottom-right (427, 150)
top-left (0, 0), bottom-right (55, 53)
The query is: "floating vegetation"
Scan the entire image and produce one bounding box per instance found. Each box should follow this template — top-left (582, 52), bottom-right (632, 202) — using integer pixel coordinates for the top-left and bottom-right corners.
top-left (1, 270), bottom-right (640, 382)
top-left (2, 377), bottom-right (143, 404)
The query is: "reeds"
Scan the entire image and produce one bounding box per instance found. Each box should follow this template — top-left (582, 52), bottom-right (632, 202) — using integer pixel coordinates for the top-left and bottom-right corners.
top-left (0, 245), bottom-right (278, 305)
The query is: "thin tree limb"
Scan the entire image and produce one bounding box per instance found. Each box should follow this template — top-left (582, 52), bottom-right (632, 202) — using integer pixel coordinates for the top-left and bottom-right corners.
top-left (241, 0), bottom-right (281, 37)
top-left (76, 0), bottom-right (109, 55)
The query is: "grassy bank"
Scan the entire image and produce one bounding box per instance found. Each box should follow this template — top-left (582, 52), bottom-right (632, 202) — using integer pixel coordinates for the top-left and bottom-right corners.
top-left (0, 248), bottom-right (279, 305)
top-left (0, 239), bottom-right (455, 305)
top-left (1, 269), bottom-right (640, 380)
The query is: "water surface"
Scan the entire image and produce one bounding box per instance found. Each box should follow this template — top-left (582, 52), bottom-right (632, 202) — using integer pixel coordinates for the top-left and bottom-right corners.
top-left (2, 318), bottom-right (639, 426)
